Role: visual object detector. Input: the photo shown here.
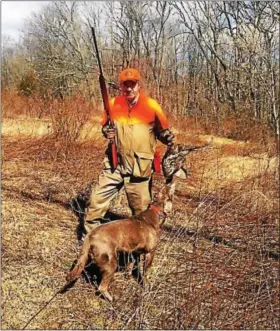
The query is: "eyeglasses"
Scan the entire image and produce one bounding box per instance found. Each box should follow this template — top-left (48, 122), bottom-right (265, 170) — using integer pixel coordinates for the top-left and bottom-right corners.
top-left (122, 81), bottom-right (138, 89)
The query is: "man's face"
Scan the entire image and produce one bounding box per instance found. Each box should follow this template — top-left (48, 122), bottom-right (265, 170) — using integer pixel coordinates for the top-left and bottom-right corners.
top-left (121, 80), bottom-right (140, 102)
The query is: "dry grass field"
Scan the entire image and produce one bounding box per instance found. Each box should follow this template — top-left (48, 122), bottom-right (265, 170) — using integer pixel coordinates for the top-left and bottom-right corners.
top-left (1, 94), bottom-right (279, 329)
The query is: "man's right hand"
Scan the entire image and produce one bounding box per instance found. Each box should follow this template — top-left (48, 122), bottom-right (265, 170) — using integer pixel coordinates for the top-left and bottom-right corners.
top-left (102, 125), bottom-right (117, 139)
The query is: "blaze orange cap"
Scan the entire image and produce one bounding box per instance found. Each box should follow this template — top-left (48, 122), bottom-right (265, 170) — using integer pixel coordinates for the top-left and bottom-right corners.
top-left (119, 68), bottom-right (141, 83)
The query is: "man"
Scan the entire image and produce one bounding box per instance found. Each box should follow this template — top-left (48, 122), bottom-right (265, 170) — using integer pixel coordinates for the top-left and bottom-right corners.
top-left (84, 68), bottom-right (174, 234)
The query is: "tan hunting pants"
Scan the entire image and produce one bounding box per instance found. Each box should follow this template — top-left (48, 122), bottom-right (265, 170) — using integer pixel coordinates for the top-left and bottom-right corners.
top-left (84, 166), bottom-right (151, 233)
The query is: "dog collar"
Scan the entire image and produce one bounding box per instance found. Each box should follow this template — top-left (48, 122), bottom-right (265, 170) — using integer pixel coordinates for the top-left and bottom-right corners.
top-left (149, 205), bottom-right (166, 219)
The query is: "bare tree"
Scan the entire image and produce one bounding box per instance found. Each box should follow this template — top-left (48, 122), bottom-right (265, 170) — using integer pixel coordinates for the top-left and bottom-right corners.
top-left (171, 1), bottom-right (279, 134)
top-left (22, 1), bottom-right (95, 98)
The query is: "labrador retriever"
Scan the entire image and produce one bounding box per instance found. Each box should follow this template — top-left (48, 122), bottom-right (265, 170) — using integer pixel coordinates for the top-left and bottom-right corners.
top-left (66, 181), bottom-right (175, 302)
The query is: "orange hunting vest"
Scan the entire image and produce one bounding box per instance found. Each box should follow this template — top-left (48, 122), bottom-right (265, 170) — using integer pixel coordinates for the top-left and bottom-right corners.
top-left (102, 93), bottom-right (169, 177)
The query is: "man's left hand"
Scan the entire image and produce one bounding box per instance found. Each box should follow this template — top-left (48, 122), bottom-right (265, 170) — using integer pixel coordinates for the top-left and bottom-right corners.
top-left (158, 129), bottom-right (175, 146)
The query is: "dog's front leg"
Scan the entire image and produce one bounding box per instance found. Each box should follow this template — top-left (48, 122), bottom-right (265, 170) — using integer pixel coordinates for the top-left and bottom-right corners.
top-left (141, 251), bottom-right (155, 288)
top-left (124, 253), bottom-right (137, 279)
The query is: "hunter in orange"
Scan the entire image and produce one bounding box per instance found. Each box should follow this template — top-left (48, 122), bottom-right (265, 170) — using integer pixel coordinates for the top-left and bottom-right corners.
top-left (83, 68), bottom-right (175, 235)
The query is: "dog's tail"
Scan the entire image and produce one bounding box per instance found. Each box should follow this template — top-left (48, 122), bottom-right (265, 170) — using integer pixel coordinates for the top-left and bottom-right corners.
top-left (66, 237), bottom-right (90, 282)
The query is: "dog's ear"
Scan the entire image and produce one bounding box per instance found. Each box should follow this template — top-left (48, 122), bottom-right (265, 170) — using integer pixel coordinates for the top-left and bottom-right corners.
top-left (157, 180), bottom-right (176, 204)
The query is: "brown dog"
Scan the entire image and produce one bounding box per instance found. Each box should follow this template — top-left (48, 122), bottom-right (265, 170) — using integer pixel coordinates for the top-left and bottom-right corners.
top-left (66, 181), bottom-right (175, 302)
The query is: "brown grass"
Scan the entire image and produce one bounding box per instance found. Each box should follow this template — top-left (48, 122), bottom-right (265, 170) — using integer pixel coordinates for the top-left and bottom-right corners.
top-left (1, 93), bottom-right (279, 330)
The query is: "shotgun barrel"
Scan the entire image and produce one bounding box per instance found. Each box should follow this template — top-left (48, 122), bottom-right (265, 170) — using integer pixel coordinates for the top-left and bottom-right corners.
top-left (91, 26), bottom-right (118, 170)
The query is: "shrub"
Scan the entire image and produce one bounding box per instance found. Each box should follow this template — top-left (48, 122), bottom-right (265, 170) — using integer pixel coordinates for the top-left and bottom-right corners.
top-left (50, 96), bottom-right (94, 142)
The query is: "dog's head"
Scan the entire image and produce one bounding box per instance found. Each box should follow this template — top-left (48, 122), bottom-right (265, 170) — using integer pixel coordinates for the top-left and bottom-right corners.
top-left (155, 180), bottom-right (176, 217)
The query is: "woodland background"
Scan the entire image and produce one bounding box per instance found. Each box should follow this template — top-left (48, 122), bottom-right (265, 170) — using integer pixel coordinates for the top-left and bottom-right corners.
top-left (2, 1), bottom-right (279, 137)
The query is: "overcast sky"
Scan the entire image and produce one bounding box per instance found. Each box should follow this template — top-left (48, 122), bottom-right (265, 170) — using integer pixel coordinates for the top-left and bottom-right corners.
top-left (1, 1), bottom-right (49, 41)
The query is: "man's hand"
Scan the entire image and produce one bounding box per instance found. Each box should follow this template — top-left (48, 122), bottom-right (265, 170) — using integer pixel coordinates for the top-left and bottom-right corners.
top-left (102, 125), bottom-right (117, 139)
top-left (158, 129), bottom-right (175, 146)
top-left (166, 132), bottom-right (175, 146)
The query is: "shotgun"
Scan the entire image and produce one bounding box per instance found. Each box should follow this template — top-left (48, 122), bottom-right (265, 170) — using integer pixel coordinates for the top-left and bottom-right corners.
top-left (91, 26), bottom-right (118, 170)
